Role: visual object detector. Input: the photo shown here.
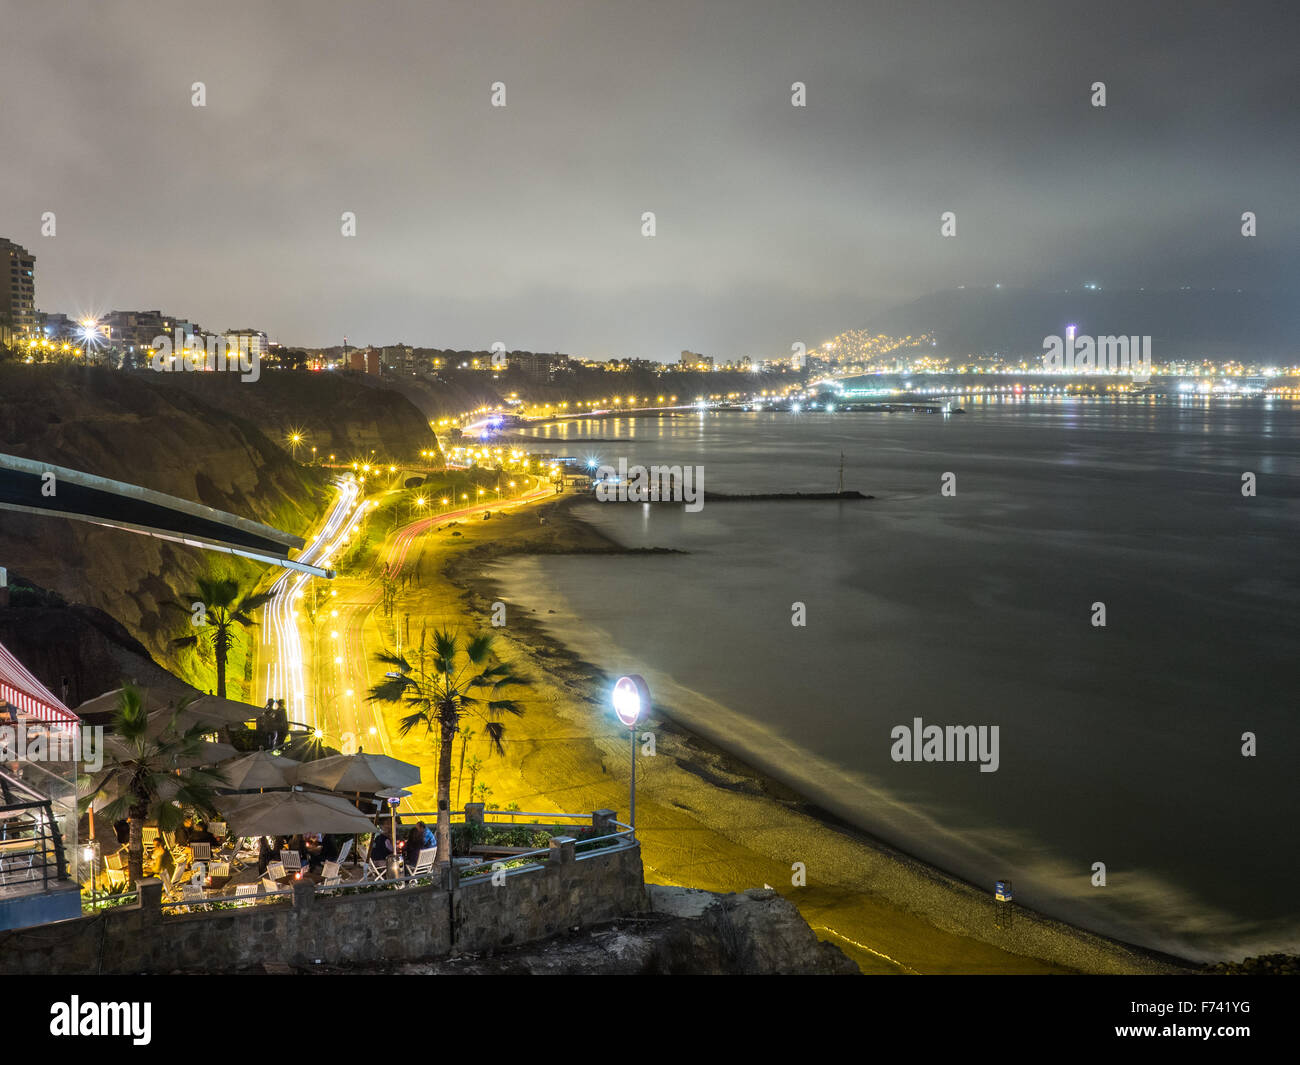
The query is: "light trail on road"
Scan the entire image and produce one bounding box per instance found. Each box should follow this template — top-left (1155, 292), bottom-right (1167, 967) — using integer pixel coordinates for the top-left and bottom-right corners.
top-left (260, 478), bottom-right (368, 729)
top-left (260, 475), bottom-right (552, 759)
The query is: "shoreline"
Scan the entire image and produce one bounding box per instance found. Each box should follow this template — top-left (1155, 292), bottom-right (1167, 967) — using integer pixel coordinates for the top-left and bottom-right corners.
top-left (430, 494), bottom-right (1196, 975)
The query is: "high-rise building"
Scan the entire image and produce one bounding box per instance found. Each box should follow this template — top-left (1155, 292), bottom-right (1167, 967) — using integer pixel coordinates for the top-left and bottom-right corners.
top-left (1, 238), bottom-right (36, 346)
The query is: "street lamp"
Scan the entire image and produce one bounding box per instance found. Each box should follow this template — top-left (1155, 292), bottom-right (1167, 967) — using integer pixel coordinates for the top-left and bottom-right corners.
top-left (611, 675), bottom-right (650, 831)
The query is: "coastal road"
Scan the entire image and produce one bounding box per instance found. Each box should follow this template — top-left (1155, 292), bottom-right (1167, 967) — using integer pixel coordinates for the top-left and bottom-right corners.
top-left (261, 475), bottom-right (553, 764)
top-left (257, 478), bottom-right (368, 730)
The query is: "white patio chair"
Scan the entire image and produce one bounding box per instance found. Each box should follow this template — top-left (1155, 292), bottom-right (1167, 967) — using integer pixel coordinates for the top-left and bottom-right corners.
top-left (164, 862), bottom-right (190, 900)
top-left (361, 843), bottom-right (388, 882)
top-left (142, 826), bottom-right (159, 847)
top-left (279, 849), bottom-right (302, 872)
top-left (235, 883), bottom-right (259, 903)
top-left (102, 850), bottom-right (128, 889)
top-left (181, 884), bottom-right (205, 902)
top-left (321, 860), bottom-right (341, 886)
top-left (190, 841), bottom-right (212, 861)
top-left (260, 877), bottom-right (279, 894)
top-left (210, 821), bottom-right (228, 841)
top-left (335, 838), bottom-right (353, 865)
top-left (165, 833), bottom-right (188, 870)
top-left (406, 848), bottom-right (437, 878)
top-left (208, 861), bottom-right (231, 880)
top-left (266, 860), bottom-right (287, 881)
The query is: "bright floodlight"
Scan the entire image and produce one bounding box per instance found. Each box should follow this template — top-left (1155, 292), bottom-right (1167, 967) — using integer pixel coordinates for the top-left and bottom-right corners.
top-left (612, 674), bottom-right (650, 728)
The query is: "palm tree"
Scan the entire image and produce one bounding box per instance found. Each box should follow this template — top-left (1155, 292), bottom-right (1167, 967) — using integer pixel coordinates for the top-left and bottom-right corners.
top-left (367, 627), bottom-right (526, 864)
top-left (172, 575), bottom-right (273, 699)
top-left (81, 686), bottom-right (227, 886)
top-left (465, 755), bottom-right (483, 804)
top-left (455, 727), bottom-right (476, 805)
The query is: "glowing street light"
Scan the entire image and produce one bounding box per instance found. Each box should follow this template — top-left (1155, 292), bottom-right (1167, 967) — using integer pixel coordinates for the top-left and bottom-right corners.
top-left (611, 674), bottom-right (650, 830)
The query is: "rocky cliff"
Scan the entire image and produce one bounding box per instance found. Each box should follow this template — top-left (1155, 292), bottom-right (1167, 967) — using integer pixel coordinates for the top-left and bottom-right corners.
top-left (384, 885), bottom-right (860, 975)
top-left (0, 365), bottom-right (434, 688)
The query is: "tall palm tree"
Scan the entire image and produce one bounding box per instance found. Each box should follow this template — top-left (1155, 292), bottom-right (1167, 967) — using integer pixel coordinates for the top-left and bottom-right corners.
top-left (367, 627), bottom-right (526, 864)
top-left (81, 685), bottom-right (227, 885)
top-left (172, 575), bottom-right (273, 699)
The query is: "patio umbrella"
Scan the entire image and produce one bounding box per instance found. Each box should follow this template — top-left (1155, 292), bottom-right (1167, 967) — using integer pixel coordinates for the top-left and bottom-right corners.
top-left (221, 789), bottom-right (377, 836)
top-left (291, 753), bottom-right (421, 793)
top-left (80, 686), bottom-right (249, 738)
top-left (102, 735), bottom-right (238, 770)
top-left (76, 684), bottom-right (186, 718)
top-left (146, 704), bottom-right (230, 736)
top-left (212, 791), bottom-right (281, 816)
top-left (216, 751), bottom-right (300, 791)
top-left (184, 695), bottom-right (263, 726)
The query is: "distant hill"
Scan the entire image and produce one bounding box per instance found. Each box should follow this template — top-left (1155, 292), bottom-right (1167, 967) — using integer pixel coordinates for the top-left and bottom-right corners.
top-left (866, 287), bottom-right (1300, 362)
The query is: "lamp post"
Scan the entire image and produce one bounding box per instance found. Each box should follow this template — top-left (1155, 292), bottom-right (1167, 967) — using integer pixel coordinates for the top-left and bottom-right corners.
top-left (611, 675), bottom-right (649, 832)
top-left (83, 842), bottom-right (96, 900)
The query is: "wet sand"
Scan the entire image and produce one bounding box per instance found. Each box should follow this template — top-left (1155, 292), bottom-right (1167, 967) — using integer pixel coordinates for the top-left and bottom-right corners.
top-left (356, 492), bottom-right (1194, 974)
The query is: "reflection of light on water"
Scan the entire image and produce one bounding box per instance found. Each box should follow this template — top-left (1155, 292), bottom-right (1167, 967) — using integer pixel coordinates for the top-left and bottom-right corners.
top-left (481, 405), bottom-right (1300, 960)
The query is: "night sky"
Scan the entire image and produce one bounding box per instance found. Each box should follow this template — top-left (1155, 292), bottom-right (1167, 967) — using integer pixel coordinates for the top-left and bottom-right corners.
top-left (1, 0), bottom-right (1295, 358)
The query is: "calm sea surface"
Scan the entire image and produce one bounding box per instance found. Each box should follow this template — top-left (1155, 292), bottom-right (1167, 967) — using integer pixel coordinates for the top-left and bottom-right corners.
top-left (493, 397), bottom-right (1299, 960)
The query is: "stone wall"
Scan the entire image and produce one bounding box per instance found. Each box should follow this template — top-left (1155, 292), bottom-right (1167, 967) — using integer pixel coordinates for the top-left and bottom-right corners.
top-left (0, 836), bottom-right (646, 974)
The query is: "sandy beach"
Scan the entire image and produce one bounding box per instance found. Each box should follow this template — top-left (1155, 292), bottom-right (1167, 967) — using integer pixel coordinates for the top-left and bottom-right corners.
top-left (351, 490), bottom-right (1195, 975)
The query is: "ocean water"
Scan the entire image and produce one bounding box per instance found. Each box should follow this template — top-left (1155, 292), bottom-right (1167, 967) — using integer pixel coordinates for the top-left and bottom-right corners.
top-left (491, 397), bottom-right (1300, 961)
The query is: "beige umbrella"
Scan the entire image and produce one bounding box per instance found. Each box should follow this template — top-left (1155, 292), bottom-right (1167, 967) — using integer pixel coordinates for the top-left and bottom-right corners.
top-left (216, 751), bottom-right (300, 791)
top-left (76, 684), bottom-right (185, 718)
top-left (102, 735), bottom-right (238, 769)
top-left (222, 789), bottom-right (377, 836)
top-left (146, 704), bottom-right (229, 736)
top-left (291, 753), bottom-right (421, 793)
top-left (184, 695), bottom-right (263, 727)
top-left (212, 791), bottom-right (279, 815)
top-left (79, 687), bottom-right (251, 735)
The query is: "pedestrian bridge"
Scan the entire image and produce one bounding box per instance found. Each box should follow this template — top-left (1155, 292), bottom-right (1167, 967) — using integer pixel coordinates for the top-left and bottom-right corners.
top-left (0, 452), bottom-right (326, 576)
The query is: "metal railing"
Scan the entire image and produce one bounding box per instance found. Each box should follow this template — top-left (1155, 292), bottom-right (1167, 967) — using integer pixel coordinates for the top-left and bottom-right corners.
top-left (150, 809), bottom-right (639, 908)
top-left (0, 795), bottom-right (69, 898)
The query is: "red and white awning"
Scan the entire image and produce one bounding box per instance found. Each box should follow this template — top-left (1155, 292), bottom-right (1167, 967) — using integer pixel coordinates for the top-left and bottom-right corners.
top-left (0, 639), bottom-right (79, 724)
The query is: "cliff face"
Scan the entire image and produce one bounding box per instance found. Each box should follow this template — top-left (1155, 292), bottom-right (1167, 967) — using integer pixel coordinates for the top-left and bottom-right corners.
top-left (0, 365), bottom-right (433, 683)
top-left (150, 369), bottom-right (440, 462)
top-left (0, 592), bottom-right (178, 711)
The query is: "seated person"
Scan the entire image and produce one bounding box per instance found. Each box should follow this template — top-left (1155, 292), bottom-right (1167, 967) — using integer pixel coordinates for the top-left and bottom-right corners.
top-left (303, 832), bottom-right (326, 870)
top-left (285, 834), bottom-right (311, 869)
top-left (257, 835), bottom-right (275, 875)
top-left (404, 821), bottom-right (436, 868)
top-left (147, 839), bottom-right (174, 881)
top-left (369, 829), bottom-right (394, 866)
top-left (188, 820), bottom-right (218, 847)
top-left (320, 833), bottom-right (346, 863)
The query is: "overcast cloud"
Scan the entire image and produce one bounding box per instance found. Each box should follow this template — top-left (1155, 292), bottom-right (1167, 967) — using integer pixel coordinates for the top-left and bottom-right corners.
top-left (1, 0), bottom-right (1295, 360)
